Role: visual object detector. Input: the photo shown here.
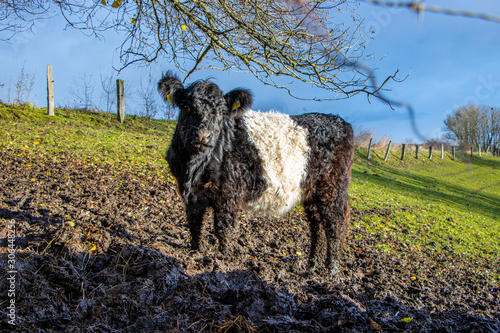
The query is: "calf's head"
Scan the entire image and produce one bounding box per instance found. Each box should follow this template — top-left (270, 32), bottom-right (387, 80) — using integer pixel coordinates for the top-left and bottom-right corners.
top-left (158, 72), bottom-right (252, 151)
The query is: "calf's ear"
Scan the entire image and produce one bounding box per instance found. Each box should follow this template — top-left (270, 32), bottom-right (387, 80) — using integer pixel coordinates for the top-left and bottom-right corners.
top-left (158, 71), bottom-right (184, 105)
top-left (224, 89), bottom-right (252, 115)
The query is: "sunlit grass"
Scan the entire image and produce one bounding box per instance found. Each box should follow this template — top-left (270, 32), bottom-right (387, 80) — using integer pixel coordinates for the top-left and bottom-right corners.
top-left (0, 103), bottom-right (175, 178)
top-left (351, 149), bottom-right (500, 274)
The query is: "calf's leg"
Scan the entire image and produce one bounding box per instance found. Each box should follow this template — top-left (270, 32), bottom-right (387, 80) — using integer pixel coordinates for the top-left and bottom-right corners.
top-left (213, 206), bottom-right (240, 254)
top-left (322, 175), bottom-right (350, 274)
top-left (304, 168), bottom-right (351, 274)
top-left (186, 206), bottom-right (206, 251)
top-left (304, 204), bottom-right (327, 270)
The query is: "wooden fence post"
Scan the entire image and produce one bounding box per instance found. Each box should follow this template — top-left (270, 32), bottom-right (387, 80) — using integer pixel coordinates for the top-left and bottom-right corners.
top-left (116, 79), bottom-right (125, 123)
top-left (401, 144), bottom-right (406, 160)
top-left (441, 144), bottom-right (444, 159)
top-left (367, 138), bottom-right (373, 160)
top-left (384, 141), bottom-right (392, 162)
top-left (478, 145), bottom-right (481, 157)
top-left (47, 65), bottom-right (54, 116)
top-left (452, 146), bottom-right (455, 160)
top-left (415, 145), bottom-right (419, 159)
top-left (471, 147), bottom-right (473, 157)
top-left (429, 146), bottom-right (433, 160)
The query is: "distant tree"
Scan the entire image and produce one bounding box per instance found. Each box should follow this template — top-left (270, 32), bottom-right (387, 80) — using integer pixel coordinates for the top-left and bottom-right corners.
top-left (353, 125), bottom-right (375, 148)
top-left (69, 73), bottom-right (95, 110)
top-left (423, 137), bottom-right (452, 149)
top-left (136, 75), bottom-right (159, 119)
top-left (99, 71), bottom-right (116, 113)
top-left (444, 104), bottom-right (500, 152)
top-left (162, 103), bottom-right (177, 121)
top-left (488, 107), bottom-right (500, 153)
top-left (14, 63), bottom-right (36, 105)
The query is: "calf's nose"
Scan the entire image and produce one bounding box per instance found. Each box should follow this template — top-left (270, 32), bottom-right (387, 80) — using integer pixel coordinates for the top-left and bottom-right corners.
top-left (195, 130), bottom-right (212, 145)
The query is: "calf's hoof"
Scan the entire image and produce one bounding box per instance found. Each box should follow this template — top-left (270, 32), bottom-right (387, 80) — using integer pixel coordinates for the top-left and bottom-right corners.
top-left (328, 259), bottom-right (341, 276)
top-left (307, 255), bottom-right (323, 272)
top-left (217, 242), bottom-right (231, 255)
top-left (190, 241), bottom-right (204, 252)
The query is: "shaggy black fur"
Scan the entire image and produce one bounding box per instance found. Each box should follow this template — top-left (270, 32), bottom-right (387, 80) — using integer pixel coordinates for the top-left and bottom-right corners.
top-left (160, 73), bottom-right (265, 252)
top-left (293, 113), bottom-right (354, 271)
top-left (159, 72), bottom-right (354, 272)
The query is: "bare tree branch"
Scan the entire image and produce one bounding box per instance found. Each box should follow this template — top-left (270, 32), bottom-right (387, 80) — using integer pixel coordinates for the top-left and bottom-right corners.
top-left (0, 0), bottom-right (53, 40)
top-left (3, 1), bottom-right (498, 103)
top-left (45, 0), bottom-right (399, 101)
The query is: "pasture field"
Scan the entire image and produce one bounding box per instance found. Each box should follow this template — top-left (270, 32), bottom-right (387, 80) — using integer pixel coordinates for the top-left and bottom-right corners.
top-left (0, 103), bottom-right (175, 178)
top-left (351, 149), bottom-right (500, 269)
top-left (1, 103), bottom-right (498, 331)
top-left (2, 103), bottom-right (498, 270)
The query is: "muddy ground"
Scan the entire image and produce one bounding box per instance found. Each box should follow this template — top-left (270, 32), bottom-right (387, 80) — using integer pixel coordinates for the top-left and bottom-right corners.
top-left (0, 150), bottom-right (498, 332)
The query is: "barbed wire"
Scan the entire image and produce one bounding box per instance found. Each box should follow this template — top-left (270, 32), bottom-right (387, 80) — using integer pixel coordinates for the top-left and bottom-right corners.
top-left (363, 0), bottom-right (500, 23)
top-left (361, 0), bottom-right (500, 140)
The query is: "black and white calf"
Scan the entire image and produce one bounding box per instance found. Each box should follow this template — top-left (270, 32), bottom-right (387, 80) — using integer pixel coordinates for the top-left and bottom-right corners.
top-left (159, 72), bottom-right (354, 272)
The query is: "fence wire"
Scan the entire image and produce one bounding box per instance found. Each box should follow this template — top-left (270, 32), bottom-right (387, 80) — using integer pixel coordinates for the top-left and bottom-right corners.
top-left (364, 1), bottom-right (500, 24)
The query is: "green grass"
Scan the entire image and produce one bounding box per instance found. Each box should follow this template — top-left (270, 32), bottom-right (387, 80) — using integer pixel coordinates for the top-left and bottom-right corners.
top-left (0, 103), bottom-right (175, 178)
top-left (1, 103), bottom-right (499, 278)
top-left (351, 149), bottom-right (500, 272)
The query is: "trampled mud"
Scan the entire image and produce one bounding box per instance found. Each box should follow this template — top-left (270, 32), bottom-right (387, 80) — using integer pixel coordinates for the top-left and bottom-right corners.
top-left (1, 150), bottom-right (498, 332)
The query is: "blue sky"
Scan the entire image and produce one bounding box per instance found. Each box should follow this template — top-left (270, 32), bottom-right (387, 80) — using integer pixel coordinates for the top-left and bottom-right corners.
top-left (1, 1), bottom-right (499, 143)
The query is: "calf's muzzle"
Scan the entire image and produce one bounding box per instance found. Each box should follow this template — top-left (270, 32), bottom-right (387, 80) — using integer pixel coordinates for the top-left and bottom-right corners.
top-left (193, 129), bottom-right (212, 146)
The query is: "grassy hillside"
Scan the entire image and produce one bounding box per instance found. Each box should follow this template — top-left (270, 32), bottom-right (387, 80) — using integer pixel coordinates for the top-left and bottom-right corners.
top-left (350, 150), bottom-right (499, 269)
top-left (0, 103), bottom-right (175, 178)
top-left (1, 103), bottom-right (499, 278)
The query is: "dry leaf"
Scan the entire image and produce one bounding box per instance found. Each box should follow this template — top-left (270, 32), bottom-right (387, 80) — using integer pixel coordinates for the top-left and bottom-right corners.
top-left (111, 0), bottom-right (122, 8)
top-left (370, 318), bottom-right (382, 331)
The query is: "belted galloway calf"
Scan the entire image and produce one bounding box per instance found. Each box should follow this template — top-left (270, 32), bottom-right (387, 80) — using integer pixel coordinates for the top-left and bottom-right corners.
top-left (159, 72), bottom-right (354, 272)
